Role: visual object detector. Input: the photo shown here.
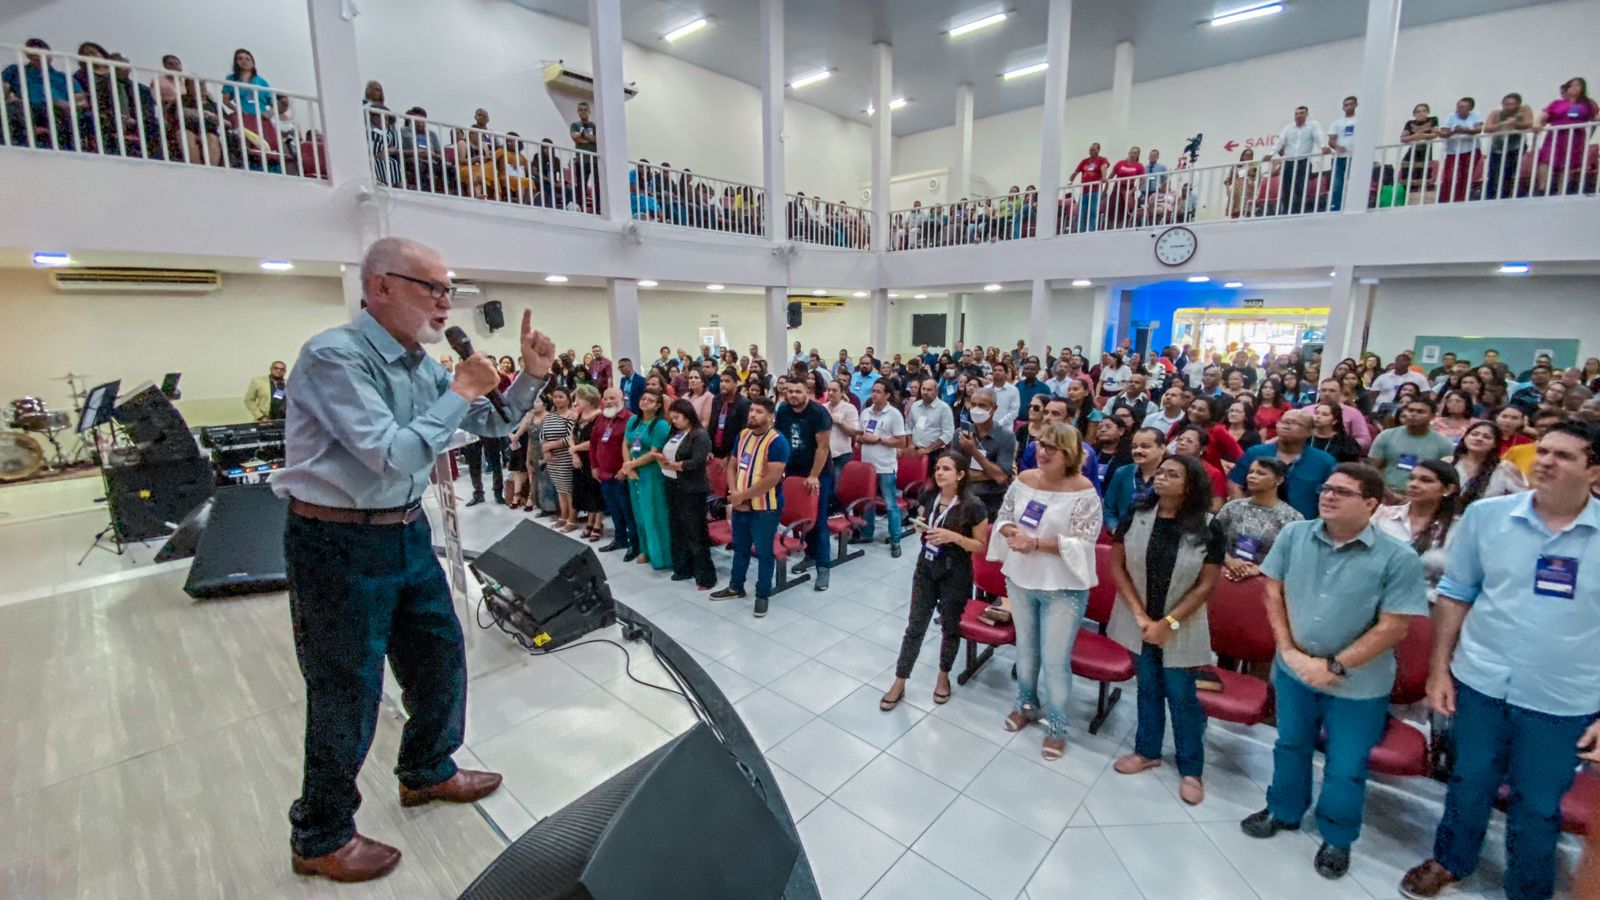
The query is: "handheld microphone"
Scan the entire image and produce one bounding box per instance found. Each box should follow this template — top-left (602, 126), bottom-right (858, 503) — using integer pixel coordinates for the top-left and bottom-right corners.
top-left (444, 326), bottom-right (511, 423)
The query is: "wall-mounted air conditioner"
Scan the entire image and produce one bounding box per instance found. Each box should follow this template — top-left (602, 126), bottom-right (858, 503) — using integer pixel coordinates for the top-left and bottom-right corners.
top-left (49, 268), bottom-right (222, 293)
top-left (542, 62), bottom-right (639, 100)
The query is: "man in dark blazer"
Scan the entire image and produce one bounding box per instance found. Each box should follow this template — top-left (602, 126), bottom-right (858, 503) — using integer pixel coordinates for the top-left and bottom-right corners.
top-left (708, 366), bottom-right (750, 458)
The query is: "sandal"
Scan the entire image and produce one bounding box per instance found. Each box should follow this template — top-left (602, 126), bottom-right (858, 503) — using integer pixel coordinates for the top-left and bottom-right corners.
top-left (1003, 710), bottom-right (1032, 733)
top-left (933, 687), bottom-right (951, 705)
top-left (1041, 736), bottom-right (1066, 761)
top-left (879, 687), bottom-right (905, 711)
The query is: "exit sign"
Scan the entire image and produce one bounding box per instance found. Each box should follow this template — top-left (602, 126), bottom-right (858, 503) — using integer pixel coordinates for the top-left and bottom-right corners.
top-left (1242, 298), bottom-right (1265, 308)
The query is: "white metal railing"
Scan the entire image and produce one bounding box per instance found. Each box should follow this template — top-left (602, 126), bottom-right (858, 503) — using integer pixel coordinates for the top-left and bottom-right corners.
top-left (629, 160), bottom-right (766, 236)
top-left (787, 194), bottom-right (871, 249)
top-left (368, 111), bottom-right (599, 214)
top-left (1370, 121), bottom-right (1596, 208)
top-left (1, 43), bottom-right (323, 178)
top-left (887, 190), bottom-right (1040, 250)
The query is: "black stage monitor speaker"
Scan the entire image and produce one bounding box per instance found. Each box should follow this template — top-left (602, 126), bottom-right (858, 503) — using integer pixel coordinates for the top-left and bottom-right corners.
top-left (458, 722), bottom-right (799, 900)
top-left (113, 384), bottom-right (199, 462)
top-left (482, 299), bottom-right (505, 332)
top-left (105, 457), bottom-right (215, 543)
top-left (471, 521), bottom-right (615, 650)
top-left (786, 301), bottom-right (802, 329)
top-left (184, 484), bottom-right (290, 599)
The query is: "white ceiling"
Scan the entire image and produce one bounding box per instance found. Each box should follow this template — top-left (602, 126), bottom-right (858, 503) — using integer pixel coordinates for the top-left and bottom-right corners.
top-left (511, 0), bottom-right (1558, 136)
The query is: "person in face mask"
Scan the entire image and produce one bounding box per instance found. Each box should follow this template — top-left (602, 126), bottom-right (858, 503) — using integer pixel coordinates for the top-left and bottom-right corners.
top-left (590, 387), bottom-right (638, 558)
top-left (957, 387), bottom-right (1017, 521)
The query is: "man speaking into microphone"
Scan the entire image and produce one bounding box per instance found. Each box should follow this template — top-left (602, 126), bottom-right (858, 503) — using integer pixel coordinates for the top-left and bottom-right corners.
top-left (273, 236), bottom-right (553, 883)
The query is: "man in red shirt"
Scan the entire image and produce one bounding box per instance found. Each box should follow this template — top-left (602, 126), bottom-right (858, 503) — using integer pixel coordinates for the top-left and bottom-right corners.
top-left (591, 387), bottom-right (637, 558)
top-left (1107, 145), bottom-right (1147, 229)
top-left (1068, 142), bottom-right (1111, 232)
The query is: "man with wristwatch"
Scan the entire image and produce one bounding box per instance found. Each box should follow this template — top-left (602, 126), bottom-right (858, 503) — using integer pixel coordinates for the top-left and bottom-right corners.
top-left (1239, 463), bottom-right (1429, 881)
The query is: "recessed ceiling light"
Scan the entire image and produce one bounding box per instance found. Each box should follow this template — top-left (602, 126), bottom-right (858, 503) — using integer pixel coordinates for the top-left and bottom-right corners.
top-left (1223, 281), bottom-right (1244, 288)
top-left (1328, 270), bottom-right (1337, 277)
top-left (1498, 263), bottom-right (1530, 275)
top-left (914, 293), bottom-right (928, 299)
top-left (32, 251), bottom-right (71, 267)
top-left (789, 70), bottom-right (831, 90)
top-left (1210, 2), bottom-right (1284, 28)
top-left (1071, 279), bottom-right (1092, 288)
top-left (638, 279), bottom-right (658, 287)
top-left (1002, 61), bottom-right (1048, 80)
top-left (852, 291), bottom-right (868, 298)
top-left (663, 18), bottom-right (708, 42)
top-left (866, 97), bottom-right (908, 115)
top-left (446, 270), bottom-right (456, 278)
top-left (1187, 275), bottom-right (1211, 283)
top-left (949, 11), bottom-right (1009, 38)
top-left (983, 283), bottom-right (1002, 292)
top-left (888, 292), bottom-right (899, 298)
top-left (811, 289), bottom-right (826, 296)
top-left (259, 259), bottom-right (294, 272)
top-left (706, 284), bottom-right (725, 291)
top-left (544, 274), bottom-right (569, 283)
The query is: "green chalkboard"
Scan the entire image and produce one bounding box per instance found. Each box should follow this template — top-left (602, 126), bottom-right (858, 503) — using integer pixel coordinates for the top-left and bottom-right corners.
top-left (1410, 336), bottom-right (1580, 374)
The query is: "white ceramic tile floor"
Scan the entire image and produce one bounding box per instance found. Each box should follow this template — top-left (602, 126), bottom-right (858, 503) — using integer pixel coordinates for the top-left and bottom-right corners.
top-left (6, 474), bottom-right (1582, 900)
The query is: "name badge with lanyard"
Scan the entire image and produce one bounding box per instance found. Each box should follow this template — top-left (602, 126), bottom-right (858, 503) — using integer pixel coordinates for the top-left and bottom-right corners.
top-left (865, 417), bottom-right (879, 434)
top-left (631, 436), bottom-right (645, 456)
top-left (738, 445), bottom-right (755, 475)
top-left (272, 386), bottom-right (286, 402)
top-left (1534, 555), bottom-right (1579, 599)
top-left (1234, 534), bottom-right (1263, 563)
top-left (1019, 499), bottom-right (1048, 530)
top-left (1397, 453), bottom-right (1419, 471)
top-left (922, 499), bottom-right (957, 562)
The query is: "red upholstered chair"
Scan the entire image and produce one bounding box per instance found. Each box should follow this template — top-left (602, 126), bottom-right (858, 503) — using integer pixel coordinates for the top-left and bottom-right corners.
top-left (1496, 768), bottom-right (1598, 837)
top-left (1071, 543), bottom-right (1136, 734)
top-left (893, 454), bottom-right (930, 515)
top-left (957, 553), bottom-right (1015, 685)
top-left (829, 460), bottom-right (877, 566)
top-left (768, 476), bottom-right (818, 594)
top-left (1197, 576), bottom-right (1276, 726)
top-left (1362, 615), bottom-right (1434, 778)
top-left (705, 461), bottom-right (733, 545)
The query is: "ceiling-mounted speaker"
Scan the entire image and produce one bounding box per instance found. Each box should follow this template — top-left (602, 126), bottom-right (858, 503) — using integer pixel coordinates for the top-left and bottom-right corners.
top-left (482, 300), bottom-right (505, 332)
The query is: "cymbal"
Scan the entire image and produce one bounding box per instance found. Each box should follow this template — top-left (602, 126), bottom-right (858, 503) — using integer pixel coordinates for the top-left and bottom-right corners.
top-left (49, 372), bottom-right (95, 382)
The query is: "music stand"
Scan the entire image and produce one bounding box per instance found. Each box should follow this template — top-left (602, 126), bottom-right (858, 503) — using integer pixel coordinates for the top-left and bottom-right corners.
top-left (77, 379), bottom-right (120, 434)
top-left (160, 373), bottom-right (182, 400)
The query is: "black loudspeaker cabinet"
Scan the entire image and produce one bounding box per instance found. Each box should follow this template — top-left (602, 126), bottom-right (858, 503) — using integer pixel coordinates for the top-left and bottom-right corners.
top-left (786, 301), bottom-right (802, 329)
top-left (458, 722), bottom-right (799, 900)
top-left (482, 299), bottom-right (506, 332)
top-left (184, 484), bottom-right (290, 599)
top-left (113, 384), bottom-right (199, 462)
top-left (470, 521), bottom-right (615, 649)
top-left (105, 457), bottom-right (215, 543)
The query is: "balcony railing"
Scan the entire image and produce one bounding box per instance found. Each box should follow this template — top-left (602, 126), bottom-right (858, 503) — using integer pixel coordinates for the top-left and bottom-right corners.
top-left (1369, 121), bottom-right (1597, 208)
top-left (787, 195), bottom-right (871, 249)
top-left (629, 160), bottom-right (766, 236)
top-left (369, 111), bottom-right (599, 214)
top-left (887, 192), bottom-right (1039, 250)
top-left (1, 43), bottom-right (323, 179)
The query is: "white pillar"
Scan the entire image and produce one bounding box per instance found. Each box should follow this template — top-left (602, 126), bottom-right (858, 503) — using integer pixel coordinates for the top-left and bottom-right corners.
top-left (1344, 0), bottom-right (1401, 217)
top-left (1108, 41), bottom-right (1135, 152)
top-left (306, 0), bottom-right (368, 190)
top-left (607, 279), bottom-right (641, 365)
top-left (1037, 0), bottom-right (1072, 237)
top-left (1323, 265), bottom-right (1359, 361)
top-left (1028, 279), bottom-right (1052, 350)
top-left (871, 289), bottom-right (889, 355)
top-left (1087, 284), bottom-right (1111, 354)
top-left (760, 0), bottom-right (786, 243)
top-left (764, 287), bottom-right (789, 365)
top-left (870, 42), bottom-right (892, 252)
top-left (946, 293), bottom-right (964, 349)
top-left (341, 265), bottom-right (363, 319)
top-left (952, 83), bottom-right (974, 200)
top-left (587, 0), bottom-right (631, 222)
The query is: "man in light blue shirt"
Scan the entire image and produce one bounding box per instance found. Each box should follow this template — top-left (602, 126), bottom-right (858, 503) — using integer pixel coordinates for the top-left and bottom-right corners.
top-left (1399, 423), bottom-right (1600, 900)
top-left (274, 237), bottom-right (555, 883)
top-left (1241, 463), bottom-right (1428, 881)
top-left (849, 359), bottom-right (881, 406)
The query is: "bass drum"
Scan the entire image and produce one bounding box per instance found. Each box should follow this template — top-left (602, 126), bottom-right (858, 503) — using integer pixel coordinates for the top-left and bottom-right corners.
top-left (0, 431), bottom-right (46, 482)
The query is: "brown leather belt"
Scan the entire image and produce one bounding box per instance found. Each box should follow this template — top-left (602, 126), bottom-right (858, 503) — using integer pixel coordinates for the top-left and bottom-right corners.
top-left (289, 498), bottom-right (425, 526)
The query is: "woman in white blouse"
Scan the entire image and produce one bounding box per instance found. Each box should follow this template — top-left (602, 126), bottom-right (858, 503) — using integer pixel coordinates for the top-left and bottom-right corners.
top-left (988, 422), bottom-right (1104, 760)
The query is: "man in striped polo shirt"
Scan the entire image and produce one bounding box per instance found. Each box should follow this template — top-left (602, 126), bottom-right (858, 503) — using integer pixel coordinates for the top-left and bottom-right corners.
top-left (711, 396), bottom-right (791, 617)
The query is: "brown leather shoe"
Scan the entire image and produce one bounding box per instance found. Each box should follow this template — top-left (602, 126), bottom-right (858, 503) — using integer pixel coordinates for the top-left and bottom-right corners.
top-left (291, 834), bottom-right (401, 883)
top-left (1398, 858), bottom-right (1459, 899)
top-left (399, 768), bottom-right (503, 808)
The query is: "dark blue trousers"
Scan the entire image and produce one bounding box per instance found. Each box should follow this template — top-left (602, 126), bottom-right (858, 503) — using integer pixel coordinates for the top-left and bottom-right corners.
top-left (284, 513), bottom-right (465, 858)
top-left (600, 476), bottom-right (637, 552)
top-left (729, 509), bottom-right (781, 598)
top-left (802, 468), bottom-right (833, 569)
top-left (1133, 643), bottom-right (1206, 777)
top-left (1266, 664), bottom-right (1388, 850)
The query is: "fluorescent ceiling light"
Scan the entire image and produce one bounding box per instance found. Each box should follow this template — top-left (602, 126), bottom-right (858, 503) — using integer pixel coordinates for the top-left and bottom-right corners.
top-left (914, 293), bottom-right (928, 299)
top-left (259, 259), bottom-right (294, 271)
top-left (544, 274), bottom-right (569, 283)
top-left (866, 97), bottom-right (908, 115)
top-left (811, 289), bottom-right (826, 296)
top-left (1210, 2), bottom-right (1284, 28)
top-left (1002, 62), bottom-right (1048, 80)
top-left (638, 279), bottom-right (658, 287)
top-left (1223, 281), bottom-right (1244, 288)
top-left (1187, 275), bottom-right (1211, 283)
top-left (32, 251), bottom-right (71, 267)
top-left (852, 291), bottom-right (868, 298)
top-left (706, 284), bottom-right (725, 291)
top-left (1071, 279), bottom-right (1092, 287)
top-left (789, 70), bottom-right (831, 89)
top-left (1359, 277), bottom-right (1380, 285)
top-left (1328, 270), bottom-right (1337, 277)
top-left (949, 11), bottom-right (1009, 37)
top-left (1498, 263), bottom-right (1530, 275)
top-left (983, 283), bottom-right (1002, 292)
top-left (888, 292), bottom-right (899, 298)
top-left (663, 18), bottom-right (708, 42)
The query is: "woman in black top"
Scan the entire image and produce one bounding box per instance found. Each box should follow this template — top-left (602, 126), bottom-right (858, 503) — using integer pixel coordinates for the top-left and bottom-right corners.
top-left (1092, 416), bottom-right (1134, 486)
top-left (881, 450), bottom-right (991, 710)
top-left (1308, 398), bottom-right (1363, 463)
top-left (1221, 398), bottom-right (1262, 453)
top-left (656, 398), bottom-right (716, 589)
top-left (568, 384), bottom-right (606, 541)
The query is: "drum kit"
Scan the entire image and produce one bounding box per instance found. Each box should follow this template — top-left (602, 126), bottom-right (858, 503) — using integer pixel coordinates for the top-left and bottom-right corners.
top-left (0, 372), bottom-right (98, 482)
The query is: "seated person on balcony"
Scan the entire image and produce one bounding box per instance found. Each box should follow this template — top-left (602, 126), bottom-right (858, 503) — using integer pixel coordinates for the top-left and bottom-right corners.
top-left (1398, 103), bottom-right (1440, 200)
top-left (220, 48), bottom-right (279, 172)
top-left (155, 54), bottom-right (224, 166)
top-left (496, 132), bottom-right (535, 204)
top-left (1437, 97), bottom-right (1483, 204)
top-left (72, 42), bottom-right (141, 156)
top-left (537, 138), bottom-right (567, 208)
top-left (1483, 92), bottom-right (1535, 200)
top-left (365, 102), bottom-right (401, 187)
top-left (1068, 142), bottom-right (1111, 232)
top-left (1535, 76), bottom-right (1599, 196)
top-left (1224, 147), bottom-right (1262, 218)
top-left (3, 39), bottom-right (89, 150)
top-left (454, 109), bottom-right (499, 199)
top-left (1266, 104), bottom-right (1328, 216)
top-left (398, 106), bottom-right (449, 192)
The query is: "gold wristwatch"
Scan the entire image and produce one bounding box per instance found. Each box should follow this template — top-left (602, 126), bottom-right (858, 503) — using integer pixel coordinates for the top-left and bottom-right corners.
top-left (1164, 615), bottom-right (1181, 631)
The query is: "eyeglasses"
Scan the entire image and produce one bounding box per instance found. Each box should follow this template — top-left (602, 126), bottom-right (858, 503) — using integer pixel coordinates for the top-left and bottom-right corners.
top-left (385, 271), bottom-right (456, 301)
top-left (1319, 485), bottom-right (1366, 500)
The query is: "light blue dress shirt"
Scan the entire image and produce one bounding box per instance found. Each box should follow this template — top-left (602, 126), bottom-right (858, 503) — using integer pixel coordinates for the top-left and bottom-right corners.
top-left (273, 311), bottom-right (541, 509)
top-left (1438, 492), bottom-right (1600, 717)
top-left (849, 370), bottom-right (881, 405)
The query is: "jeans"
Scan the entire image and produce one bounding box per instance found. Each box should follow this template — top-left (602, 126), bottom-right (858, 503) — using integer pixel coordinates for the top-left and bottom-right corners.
top-left (860, 471), bottom-right (903, 544)
top-left (729, 509), bottom-right (781, 598)
top-left (895, 562), bottom-right (969, 678)
top-left (284, 513), bottom-right (464, 858)
top-left (1076, 191), bottom-right (1101, 233)
top-left (463, 436), bottom-right (504, 499)
top-left (1432, 680), bottom-right (1593, 900)
top-left (802, 468), bottom-right (833, 569)
top-left (1265, 664), bottom-right (1389, 849)
top-left (1486, 145), bottom-right (1523, 201)
top-left (1278, 158), bottom-right (1312, 216)
top-left (1133, 643), bottom-right (1206, 777)
top-left (666, 480), bottom-right (716, 587)
top-left (1329, 156), bottom-right (1349, 211)
top-left (830, 453), bottom-right (851, 515)
top-left (600, 476), bottom-right (636, 552)
top-left (1010, 581), bottom-right (1088, 738)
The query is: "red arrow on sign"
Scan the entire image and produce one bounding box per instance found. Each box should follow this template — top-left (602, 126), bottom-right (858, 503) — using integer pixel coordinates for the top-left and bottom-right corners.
top-left (1224, 139), bottom-right (1240, 152)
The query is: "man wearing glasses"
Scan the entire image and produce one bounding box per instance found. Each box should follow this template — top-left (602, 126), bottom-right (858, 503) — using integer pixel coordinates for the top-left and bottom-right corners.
top-left (1239, 463), bottom-right (1429, 881)
top-left (273, 237), bottom-right (556, 883)
top-left (1227, 409), bottom-right (1336, 519)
